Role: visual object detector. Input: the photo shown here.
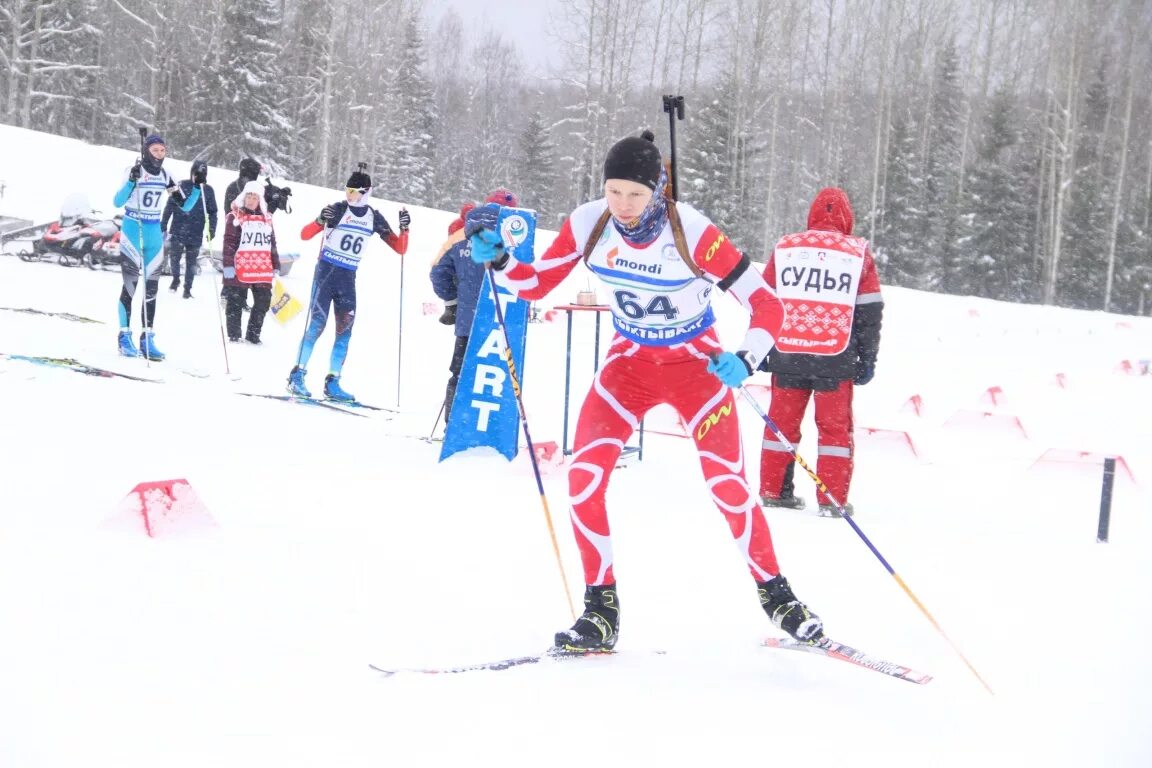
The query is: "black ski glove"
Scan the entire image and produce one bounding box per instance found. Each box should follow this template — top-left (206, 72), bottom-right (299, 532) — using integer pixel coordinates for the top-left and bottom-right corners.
top-left (439, 302), bottom-right (457, 326)
top-left (398, 208), bottom-right (411, 232)
top-left (129, 162), bottom-right (142, 183)
top-left (317, 204), bottom-right (337, 226)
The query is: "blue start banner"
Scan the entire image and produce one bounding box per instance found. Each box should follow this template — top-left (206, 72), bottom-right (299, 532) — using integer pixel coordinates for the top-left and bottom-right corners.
top-left (440, 206), bottom-right (536, 462)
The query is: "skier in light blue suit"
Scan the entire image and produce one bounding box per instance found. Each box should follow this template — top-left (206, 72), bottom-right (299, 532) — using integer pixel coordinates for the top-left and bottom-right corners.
top-left (112, 134), bottom-right (200, 360)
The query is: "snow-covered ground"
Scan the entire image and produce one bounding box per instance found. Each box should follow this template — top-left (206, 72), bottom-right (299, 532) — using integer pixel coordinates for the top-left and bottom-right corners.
top-left (1, 124), bottom-right (1150, 767)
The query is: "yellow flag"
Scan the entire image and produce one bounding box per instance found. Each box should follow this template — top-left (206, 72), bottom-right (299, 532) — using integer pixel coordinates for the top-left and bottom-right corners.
top-left (270, 278), bottom-right (303, 325)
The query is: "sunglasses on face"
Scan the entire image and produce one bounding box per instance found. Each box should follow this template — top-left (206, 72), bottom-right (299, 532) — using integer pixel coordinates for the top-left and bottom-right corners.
top-left (346, 187), bottom-right (369, 195)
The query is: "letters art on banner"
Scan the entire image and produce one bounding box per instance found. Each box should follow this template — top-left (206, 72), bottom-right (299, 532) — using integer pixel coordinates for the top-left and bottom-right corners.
top-left (440, 206), bottom-right (536, 461)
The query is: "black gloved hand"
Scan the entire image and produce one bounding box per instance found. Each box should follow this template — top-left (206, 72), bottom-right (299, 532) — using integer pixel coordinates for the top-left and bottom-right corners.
top-left (854, 360), bottom-right (876, 386)
top-left (129, 162), bottom-right (142, 183)
top-left (438, 303), bottom-right (457, 326)
top-left (317, 204), bottom-right (337, 226)
top-left (398, 208), bottom-right (411, 232)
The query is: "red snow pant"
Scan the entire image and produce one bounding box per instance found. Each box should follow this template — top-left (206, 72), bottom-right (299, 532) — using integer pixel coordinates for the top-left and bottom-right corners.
top-left (759, 377), bottom-right (854, 506)
top-left (568, 330), bottom-right (781, 586)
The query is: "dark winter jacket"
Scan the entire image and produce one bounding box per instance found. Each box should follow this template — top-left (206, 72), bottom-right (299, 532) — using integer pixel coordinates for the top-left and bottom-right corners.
top-left (161, 180), bottom-right (217, 247)
top-left (430, 229), bottom-right (483, 338)
top-left (224, 173), bottom-right (259, 214)
top-left (759, 188), bottom-right (884, 389)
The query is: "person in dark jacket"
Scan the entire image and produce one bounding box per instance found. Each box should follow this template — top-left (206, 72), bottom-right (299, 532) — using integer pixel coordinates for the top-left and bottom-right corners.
top-left (757, 187), bottom-right (884, 518)
top-left (161, 159), bottom-right (217, 298)
top-left (223, 157), bottom-right (262, 214)
top-left (431, 196), bottom-right (514, 424)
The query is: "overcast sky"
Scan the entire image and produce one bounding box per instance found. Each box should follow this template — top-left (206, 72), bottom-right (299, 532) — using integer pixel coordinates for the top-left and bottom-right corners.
top-left (420, 0), bottom-right (559, 70)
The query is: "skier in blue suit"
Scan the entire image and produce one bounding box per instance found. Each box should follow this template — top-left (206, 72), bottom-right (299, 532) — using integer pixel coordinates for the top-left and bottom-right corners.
top-left (112, 134), bottom-right (200, 360)
top-left (286, 168), bottom-right (409, 401)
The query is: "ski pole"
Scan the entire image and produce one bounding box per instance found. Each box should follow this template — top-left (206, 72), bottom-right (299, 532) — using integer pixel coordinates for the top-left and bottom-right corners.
top-left (202, 184), bottom-right (230, 375)
top-left (135, 127), bottom-right (150, 367)
top-left (486, 263), bottom-right (576, 621)
top-left (661, 95), bottom-right (685, 200)
top-left (732, 380), bottom-right (994, 694)
top-left (430, 399), bottom-right (445, 439)
top-left (396, 250), bottom-right (404, 408)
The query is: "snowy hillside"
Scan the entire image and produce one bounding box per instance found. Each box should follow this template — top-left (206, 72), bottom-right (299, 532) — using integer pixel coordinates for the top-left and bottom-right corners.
top-left (1, 125), bottom-right (1151, 768)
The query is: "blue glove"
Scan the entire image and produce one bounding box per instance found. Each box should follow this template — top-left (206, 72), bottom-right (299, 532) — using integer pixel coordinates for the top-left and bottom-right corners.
top-left (707, 352), bottom-right (752, 387)
top-left (463, 203), bottom-right (500, 238)
top-left (469, 229), bottom-right (505, 264)
top-left (223, 266), bottom-right (236, 279)
top-left (854, 360), bottom-right (875, 386)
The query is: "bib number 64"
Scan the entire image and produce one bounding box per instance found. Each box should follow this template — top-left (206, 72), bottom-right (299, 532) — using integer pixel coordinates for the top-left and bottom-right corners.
top-left (613, 290), bottom-right (678, 321)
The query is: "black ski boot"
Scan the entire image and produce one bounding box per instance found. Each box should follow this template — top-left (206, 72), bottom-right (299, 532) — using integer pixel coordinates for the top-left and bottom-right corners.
top-left (762, 462), bottom-right (806, 509)
top-left (758, 575), bottom-right (823, 642)
top-left (761, 494), bottom-right (806, 510)
top-left (554, 584), bottom-right (620, 652)
top-left (818, 502), bottom-right (854, 518)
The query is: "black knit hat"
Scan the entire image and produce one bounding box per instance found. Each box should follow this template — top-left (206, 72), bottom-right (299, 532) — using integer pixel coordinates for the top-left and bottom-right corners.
top-left (238, 157), bottom-right (261, 179)
top-left (603, 130), bottom-right (661, 190)
top-left (347, 170), bottom-right (372, 190)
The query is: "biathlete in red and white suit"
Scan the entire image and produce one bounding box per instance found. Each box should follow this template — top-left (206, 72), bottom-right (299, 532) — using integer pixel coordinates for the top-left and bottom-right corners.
top-left (465, 131), bottom-right (825, 653)
top-left (758, 187), bottom-right (884, 518)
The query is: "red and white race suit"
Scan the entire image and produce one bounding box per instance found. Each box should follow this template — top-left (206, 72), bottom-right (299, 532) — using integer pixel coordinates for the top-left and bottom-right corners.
top-left (493, 199), bottom-right (787, 585)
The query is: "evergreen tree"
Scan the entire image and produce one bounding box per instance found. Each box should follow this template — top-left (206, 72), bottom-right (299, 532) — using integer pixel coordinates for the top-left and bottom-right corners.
top-left (376, 13), bottom-right (437, 207)
top-left (1059, 54), bottom-right (1113, 309)
top-left (0, 0), bottom-right (99, 137)
top-left (280, 0), bottom-right (338, 184)
top-left (877, 111), bottom-right (927, 289)
top-left (515, 109), bottom-right (561, 225)
top-left (961, 88), bottom-right (1035, 301)
top-left (925, 41), bottom-right (966, 294)
top-left (30, 0), bottom-right (100, 139)
top-left (199, 0), bottom-right (291, 174)
top-left (681, 90), bottom-right (737, 237)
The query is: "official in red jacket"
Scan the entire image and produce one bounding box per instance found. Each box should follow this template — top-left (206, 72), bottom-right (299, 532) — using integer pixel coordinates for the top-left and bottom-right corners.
top-left (758, 187), bottom-right (884, 517)
top-left (222, 180), bottom-right (280, 344)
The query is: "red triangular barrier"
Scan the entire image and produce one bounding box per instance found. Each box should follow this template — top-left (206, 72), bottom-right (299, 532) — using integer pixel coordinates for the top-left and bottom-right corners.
top-left (533, 440), bottom-right (559, 464)
top-left (1028, 449), bottom-right (1137, 484)
top-left (856, 427), bottom-right (920, 458)
top-left (901, 394), bottom-right (924, 417)
top-left (980, 386), bottom-right (1005, 407)
top-left (942, 409), bottom-right (1029, 439)
top-left (113, 479), bottom-right (217, 538)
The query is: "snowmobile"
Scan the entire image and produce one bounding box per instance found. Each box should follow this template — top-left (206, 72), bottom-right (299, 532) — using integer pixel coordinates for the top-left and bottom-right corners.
top-left (85, 222), bottom-right (123, 270)
top-left (22, 214), bottom-right (91, 265)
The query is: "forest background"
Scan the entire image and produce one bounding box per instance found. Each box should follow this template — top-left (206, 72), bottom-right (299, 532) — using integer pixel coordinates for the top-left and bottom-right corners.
top-left (2, 0), bottom-right (1150, 314)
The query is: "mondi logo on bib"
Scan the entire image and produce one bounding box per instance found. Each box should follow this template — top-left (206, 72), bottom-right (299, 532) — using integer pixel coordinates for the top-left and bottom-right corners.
top-left (615, 257), bottom-right (662, 275)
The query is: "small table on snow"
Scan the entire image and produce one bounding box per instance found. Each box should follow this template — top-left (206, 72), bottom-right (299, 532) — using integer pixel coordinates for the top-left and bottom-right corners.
top-left (554, 303), bottom-right (644, 461)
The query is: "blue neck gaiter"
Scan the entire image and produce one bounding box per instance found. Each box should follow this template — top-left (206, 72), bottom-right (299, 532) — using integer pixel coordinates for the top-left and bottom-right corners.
top-left (611, 168), bottom-right (669, 246)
